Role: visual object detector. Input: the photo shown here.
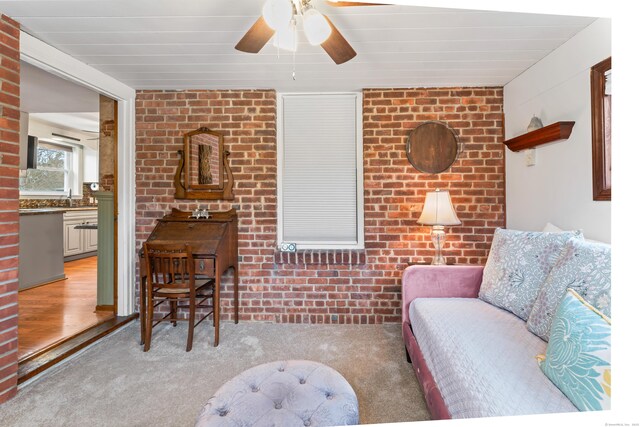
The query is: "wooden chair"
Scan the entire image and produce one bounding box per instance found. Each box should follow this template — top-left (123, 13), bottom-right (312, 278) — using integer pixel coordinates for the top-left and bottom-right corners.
top-left (142, 242), bottom-right (215, 352)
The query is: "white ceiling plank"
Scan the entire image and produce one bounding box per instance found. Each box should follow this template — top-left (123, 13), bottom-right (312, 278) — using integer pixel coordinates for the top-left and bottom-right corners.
top-left (69, 37), bottom-right (567, 63)
top-left (93, 50), bottom-right (548, 72)
top-left (113, 67), bottom-right (523, 81)
top-left (105, 59), bottom-right (536, 76)
top-left (15, 12), bottom-right (594, 34)
top-left (45, 25), bottom-right (585, 50)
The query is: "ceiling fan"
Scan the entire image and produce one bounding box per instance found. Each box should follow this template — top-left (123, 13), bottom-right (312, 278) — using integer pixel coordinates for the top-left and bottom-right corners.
top-left (235, 0), bottom-right (385, 65)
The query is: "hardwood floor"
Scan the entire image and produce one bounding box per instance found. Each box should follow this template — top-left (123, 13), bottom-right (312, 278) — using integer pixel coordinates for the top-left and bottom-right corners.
top-left (18, 256), bottom-right (114, 361)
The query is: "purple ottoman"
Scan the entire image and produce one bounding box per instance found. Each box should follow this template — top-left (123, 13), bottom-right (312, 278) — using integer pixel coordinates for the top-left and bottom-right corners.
top-left (195, 360), bottom-right (359, 426)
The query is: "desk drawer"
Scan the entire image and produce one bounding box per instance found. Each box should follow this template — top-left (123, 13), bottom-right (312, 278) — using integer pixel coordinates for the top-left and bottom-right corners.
top-left (196, 258), bottom-right (215, 274)
top-left (139, 258), bottom-right (215, 277)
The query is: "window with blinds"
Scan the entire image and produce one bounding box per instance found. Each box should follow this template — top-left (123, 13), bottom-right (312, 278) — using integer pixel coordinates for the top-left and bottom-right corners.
top-left (277, 93), bottom-right (364, 249)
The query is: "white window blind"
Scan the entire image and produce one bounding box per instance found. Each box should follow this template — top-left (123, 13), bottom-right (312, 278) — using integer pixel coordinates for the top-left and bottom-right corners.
top-left (278, 93), bottom-right (363, 249)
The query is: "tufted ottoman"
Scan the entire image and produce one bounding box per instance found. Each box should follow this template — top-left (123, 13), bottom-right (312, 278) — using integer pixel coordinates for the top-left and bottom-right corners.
top-left (195, 360), bottom-right (359, 426)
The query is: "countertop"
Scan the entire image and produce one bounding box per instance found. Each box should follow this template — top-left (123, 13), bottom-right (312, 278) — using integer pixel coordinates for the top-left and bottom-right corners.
top-left (19, 206), bottom-right (98, 216)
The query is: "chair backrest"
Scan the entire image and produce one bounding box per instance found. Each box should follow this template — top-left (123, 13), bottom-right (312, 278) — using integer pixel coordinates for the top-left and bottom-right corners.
top-left (143, 242), bottom-right (195, 292)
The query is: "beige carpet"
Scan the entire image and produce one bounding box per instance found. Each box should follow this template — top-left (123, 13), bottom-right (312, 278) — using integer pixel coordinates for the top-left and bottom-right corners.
top-left (1, 322), bottom-right (430, 426)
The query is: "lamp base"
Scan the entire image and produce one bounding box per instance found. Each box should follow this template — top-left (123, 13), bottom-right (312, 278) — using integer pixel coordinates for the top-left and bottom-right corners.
top-left (430, 225), bottom-right (447, 266)
top-left (431, 254), bottom-right (447, 265)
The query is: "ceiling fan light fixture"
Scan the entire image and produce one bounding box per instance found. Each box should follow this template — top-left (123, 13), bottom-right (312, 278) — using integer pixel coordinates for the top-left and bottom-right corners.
top-left (303, 8), bottom-right (331, 45)
top-left (262, 0), bottom-right (293, 31)
top-left (273, 19), bottom-right (298, 52)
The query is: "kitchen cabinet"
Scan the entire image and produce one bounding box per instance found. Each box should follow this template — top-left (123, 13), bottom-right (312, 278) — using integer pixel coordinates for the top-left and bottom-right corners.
top-left (63, 210), bottom-right (98, 258)
top-left (19, 210), bottom-right (65, 290)
top-left (83, 147), bottom-right (99, 183)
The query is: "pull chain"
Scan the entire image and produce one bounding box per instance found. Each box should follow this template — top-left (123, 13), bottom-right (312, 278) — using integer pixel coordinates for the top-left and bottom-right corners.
top-left (292, 45), bottom-right (296, 80)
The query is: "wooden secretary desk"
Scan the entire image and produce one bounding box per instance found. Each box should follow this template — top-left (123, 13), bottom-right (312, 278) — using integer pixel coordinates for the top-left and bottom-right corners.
top-left (139, 208), bottom-right (238, 347)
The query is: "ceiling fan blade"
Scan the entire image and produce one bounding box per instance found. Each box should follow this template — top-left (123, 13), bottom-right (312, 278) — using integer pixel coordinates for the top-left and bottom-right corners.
top-left (235, 16), bottom-right (276, 54)
top-left (321, 17), bottom-right (357, 65)
top-left (325, 1), bottom-right (387, 6)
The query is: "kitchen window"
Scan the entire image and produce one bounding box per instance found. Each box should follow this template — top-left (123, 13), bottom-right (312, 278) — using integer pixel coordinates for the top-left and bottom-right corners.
top-left (277, 93), bottom-right (364, 249)
top-left (19, 141), bottom-right (78, 197)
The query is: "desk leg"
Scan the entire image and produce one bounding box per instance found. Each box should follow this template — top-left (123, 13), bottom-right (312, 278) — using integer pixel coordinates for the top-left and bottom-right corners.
top-left (214, 260), bottom-right (221, 347)
top-left (140, 275), bottom-right (146, 346)
top-left (234, 265), bottom-right (239, 324)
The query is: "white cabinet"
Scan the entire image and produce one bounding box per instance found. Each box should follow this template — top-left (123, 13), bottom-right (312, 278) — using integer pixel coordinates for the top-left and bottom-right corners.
top-left (63, 210), bottom-right (98, 258)
top-left (83, 147), bottom-right (99, 183)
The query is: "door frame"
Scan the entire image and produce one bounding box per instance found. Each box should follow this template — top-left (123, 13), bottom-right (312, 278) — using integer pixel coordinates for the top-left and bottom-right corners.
top-left (20, 32), bottom-right (137, 315)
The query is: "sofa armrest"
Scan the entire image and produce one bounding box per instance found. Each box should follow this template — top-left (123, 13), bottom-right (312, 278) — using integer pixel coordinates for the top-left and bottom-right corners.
top-left (402, 265), bottom-right (484, 325)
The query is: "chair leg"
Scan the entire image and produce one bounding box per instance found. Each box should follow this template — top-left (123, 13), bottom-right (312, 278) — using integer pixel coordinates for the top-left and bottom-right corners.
top-left (214, 270), bottom-right (220, 347)
top-left (170, 300), bottom-right (177, 326)
top-left (234, 266), bottom-right (239, 324)
top-left (140, 276), bottom-right (146, 346)
top-left (144, 291), bottom-right (153, 352)
top-left (187, 296), bottom-right (196, 352)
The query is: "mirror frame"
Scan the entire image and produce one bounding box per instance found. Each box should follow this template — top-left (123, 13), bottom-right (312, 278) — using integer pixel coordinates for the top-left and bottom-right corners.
top-left (591, 57), bottom-right (611, 201)
top-left (174, 127), bottom-right (234, 200)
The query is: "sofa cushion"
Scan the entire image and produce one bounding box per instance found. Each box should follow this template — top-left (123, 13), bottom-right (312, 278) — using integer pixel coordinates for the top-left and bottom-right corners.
top-left (527, 238), bottom-right (611, 341)
top-left (479, 228), bottom-right (583, 320)
top-left (539, 289), bottom-right (611, 411)
top-left (409, 298), bottom-right (577, 418)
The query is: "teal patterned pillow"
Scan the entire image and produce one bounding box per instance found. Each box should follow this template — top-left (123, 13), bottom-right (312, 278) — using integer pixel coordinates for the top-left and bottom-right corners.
top-left (539, 289), bottom-right (611, 411)
top-left (479, 228), bottom-right (583, 320)
top-left (527, 238), bottom-right (611, 341)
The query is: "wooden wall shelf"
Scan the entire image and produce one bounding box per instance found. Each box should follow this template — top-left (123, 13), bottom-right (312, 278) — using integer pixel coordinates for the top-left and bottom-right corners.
top-left (504, 121), bottom-right (575, 152)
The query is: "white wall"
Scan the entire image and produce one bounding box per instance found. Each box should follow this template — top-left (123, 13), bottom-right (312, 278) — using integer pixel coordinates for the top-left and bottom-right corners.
top-left (504, 18), bottom-right (611, 242)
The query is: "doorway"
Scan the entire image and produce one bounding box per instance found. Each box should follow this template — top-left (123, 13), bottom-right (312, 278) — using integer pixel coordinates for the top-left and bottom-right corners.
top-left (17, 61), bottom-right (118, 363)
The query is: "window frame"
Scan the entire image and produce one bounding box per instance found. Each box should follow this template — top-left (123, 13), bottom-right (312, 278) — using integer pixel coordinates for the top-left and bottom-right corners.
top-left (19, 139), bottom-right (83, 198)
top-left (276, 92), bottom-right (365, 250)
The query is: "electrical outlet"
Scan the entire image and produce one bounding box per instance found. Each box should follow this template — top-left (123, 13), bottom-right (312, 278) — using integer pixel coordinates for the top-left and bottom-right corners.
top-left (280, 242), bottom-right (297, 253)
top-left (525, 149), bottom-right (536, 167)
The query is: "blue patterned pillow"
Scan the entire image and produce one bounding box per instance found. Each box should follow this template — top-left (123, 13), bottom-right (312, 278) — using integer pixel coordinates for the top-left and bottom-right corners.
top-left (479, 228), bottom-right (583, 320)
top-left (527, 238), bottom-right (611, 341)
top-left (538, 289), bottom-right (611, 411)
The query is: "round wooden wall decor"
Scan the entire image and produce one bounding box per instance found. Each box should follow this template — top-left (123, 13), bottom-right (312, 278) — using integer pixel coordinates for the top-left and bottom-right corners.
top-left (406, 121), bottom-right (460, 174)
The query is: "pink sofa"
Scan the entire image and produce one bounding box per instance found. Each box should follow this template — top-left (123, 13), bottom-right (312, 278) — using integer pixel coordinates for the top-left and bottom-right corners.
top-left (402, 265), bottom-right (483, 420)
top-left (402, 264), bottom-right (582, 419)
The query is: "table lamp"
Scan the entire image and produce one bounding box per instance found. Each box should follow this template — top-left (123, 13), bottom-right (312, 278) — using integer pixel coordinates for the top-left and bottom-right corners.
top-left (417, 189), bottom-right (461, 265)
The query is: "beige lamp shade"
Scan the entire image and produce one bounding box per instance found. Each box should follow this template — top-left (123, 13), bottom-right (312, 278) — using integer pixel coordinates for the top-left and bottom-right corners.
top-left (417, 190), bottom-right (461, 226)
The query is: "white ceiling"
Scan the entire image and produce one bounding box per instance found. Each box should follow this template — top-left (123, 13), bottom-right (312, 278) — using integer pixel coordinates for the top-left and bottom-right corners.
top-left (3, 0), bottom-right (597, 91)
top-left (20, 61), bottom-right (99, 113)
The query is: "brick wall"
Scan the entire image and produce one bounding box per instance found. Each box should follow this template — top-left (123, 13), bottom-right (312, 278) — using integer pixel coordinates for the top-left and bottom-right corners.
top-left (135, 87), bottom-right (504, 325)
top-left (0, 14), bottom-right (20, 404)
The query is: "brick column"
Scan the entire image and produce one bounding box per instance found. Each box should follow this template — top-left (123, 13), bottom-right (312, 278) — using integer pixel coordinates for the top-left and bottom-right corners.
top-left (0, 14), bottom-right (20, 404)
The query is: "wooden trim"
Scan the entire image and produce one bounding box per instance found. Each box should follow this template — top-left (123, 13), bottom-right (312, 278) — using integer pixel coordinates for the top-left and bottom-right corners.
top-left (591, 56), bottom-right (612, 201)
top-left (95, 304), bottom-right (114, 311)
top-left (503, 121), bottom-right (575, 152)
top-left (113, 98), bottom-right (119, 314)
top-left (18, 314), bottom-right (137, 384)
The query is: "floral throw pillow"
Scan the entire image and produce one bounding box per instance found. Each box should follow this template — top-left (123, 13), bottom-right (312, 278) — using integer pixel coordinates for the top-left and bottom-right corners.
top-left (527, 237), bottom-right (611, 341)
top-left (478, 228), bottom-right (583, 320)
top-left (538, 289), bottom-right (611, 411)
